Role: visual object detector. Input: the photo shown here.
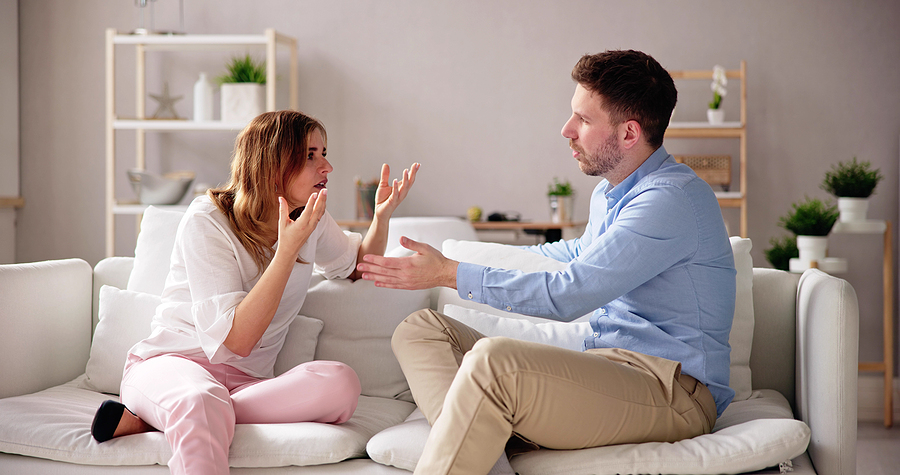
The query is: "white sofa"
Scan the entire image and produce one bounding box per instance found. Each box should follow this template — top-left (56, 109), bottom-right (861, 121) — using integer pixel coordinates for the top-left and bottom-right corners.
top-left (0, 210), bottom-right (859, 475)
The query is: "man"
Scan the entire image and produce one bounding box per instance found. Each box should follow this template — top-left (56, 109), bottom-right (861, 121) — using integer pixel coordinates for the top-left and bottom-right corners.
top-left (357, 50), bottom-right (736, 475)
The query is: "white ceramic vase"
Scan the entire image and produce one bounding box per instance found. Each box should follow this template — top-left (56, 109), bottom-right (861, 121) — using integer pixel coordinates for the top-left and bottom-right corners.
top-left (220, 83), bottom-right (265, 123)
top-left (193, 72), bottom-right (215, 122)
top-left (707, 108), bottom-right (725, 125)
top-left (796, 235), bottom-right (828, 266)
top-left (837, 197), bottom-right (869, 223)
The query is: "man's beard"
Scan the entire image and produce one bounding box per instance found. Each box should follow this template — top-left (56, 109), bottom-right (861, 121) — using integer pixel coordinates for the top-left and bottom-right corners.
top-left (571, 133), bottom-right (624, 177)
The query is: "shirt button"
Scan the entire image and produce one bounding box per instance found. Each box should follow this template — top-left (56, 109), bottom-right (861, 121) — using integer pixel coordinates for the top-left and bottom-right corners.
top-left (506, 306), bottom-right (512, 311)
top-left (593, 332), bottom-right (600, 338)
top-left (467, 292), bottom-right (473, 299)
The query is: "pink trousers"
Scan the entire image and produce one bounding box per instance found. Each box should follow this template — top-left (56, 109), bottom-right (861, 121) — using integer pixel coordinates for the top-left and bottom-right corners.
top-left (120, 353), bottom-right (361, 475)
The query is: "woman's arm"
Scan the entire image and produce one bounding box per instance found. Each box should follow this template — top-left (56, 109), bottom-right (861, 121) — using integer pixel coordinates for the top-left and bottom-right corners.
top-left (349, 163), bottom-right (419, 279)
top-left (224, 192), bottom-right (327, 356)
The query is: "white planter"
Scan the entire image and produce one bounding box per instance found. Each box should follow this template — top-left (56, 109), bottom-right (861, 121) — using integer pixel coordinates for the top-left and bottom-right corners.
top-left (220, 83), bottom-right (265, 124)
top-left (707, 108), bottom-right (725, 125)
top-left (837, 197), bottom-right (869, 223)
top-left (193, 72), bottom-right (215, 122)
top-left (796, 235), bottom-right (828, 266)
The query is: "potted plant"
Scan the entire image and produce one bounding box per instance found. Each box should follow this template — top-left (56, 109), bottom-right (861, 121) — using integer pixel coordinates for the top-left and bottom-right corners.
top-left (764, 235), bottom-right (798, 272)
top-left (707, 65), bottom-right (727, 125)
top-left (820, 156), bottom-right (884, 223)
top-left (547, 178), bottom-right (574, 223)
top-left (777, 197), bottom-right (838, 269)
top-left (217, 54), bottom-right (267, 123)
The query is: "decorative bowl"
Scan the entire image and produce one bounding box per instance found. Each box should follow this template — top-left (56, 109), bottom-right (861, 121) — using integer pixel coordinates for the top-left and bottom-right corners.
top-left (127, 169), bottom-right (195, 205)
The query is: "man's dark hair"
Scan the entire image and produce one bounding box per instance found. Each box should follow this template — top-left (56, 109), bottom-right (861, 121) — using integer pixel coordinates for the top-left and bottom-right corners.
top-left (571, 50), bottom-right (677, 149)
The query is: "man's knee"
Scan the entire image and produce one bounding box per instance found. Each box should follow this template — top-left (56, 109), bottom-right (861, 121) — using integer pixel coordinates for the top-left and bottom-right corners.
top-left (459, 337), bottom-right (520, 379)
top-left (391, 308), bottom-right (444, 353)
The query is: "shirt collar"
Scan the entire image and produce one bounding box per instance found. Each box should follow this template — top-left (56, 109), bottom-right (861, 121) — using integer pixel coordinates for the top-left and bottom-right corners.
top-left (604, 145), bottom-right (670, 201)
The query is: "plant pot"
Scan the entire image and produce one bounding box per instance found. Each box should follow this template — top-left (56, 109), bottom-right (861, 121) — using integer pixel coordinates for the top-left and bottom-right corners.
top-left (837, 197), bottom-right (869, 223)
top-left (549, 195), bottom-right (574, 223)
top-left (707, 108), bottom-right (725, 125)
top-left (220, 83), bottom-right (265, 123)
top-left (795, 235), bottom-right (828, 267)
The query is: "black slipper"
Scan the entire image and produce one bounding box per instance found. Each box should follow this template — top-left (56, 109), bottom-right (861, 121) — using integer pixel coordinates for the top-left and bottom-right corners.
top-left (91, 400), bottom-right (126, 443)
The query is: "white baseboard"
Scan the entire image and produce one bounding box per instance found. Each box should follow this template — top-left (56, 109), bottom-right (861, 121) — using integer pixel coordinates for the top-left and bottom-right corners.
top-left (857, 373), bottom-right (900, 422)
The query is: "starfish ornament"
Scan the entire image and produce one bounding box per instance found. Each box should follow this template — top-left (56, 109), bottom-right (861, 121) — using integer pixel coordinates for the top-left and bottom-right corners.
top-left (149, 82), bottom-right (184, 119)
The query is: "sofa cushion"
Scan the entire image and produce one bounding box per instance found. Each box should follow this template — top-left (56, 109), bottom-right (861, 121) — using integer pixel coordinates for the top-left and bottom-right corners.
top-left (0, 378), bottom-right (415, 467)
top-left (438, 237), bottom-right (755, 401)
top-left (126, 206), bottom-right (185, 296)
top-left (80, 286), bottom-right (323, 395)
top-left (366, 389), bottom-right (809, 474)
top-left (301, 275), bottom-right (431, 402)
top-left (443, 304), bottom-right (591, 352)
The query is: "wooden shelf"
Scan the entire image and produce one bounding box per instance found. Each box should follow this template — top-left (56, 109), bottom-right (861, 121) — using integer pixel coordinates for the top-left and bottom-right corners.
top-left (665, 62), bottom-right (747, 237)
top-left (0, 197), bottom-right (24, 209)
top-left (105, 28), bottom-right (299, 257)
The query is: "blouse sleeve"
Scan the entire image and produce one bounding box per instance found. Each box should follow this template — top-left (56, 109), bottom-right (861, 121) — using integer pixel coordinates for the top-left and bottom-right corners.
top-left (176, 212), bottom-right (249, 363)
top-left (312, 212), bottom-right (362, 280)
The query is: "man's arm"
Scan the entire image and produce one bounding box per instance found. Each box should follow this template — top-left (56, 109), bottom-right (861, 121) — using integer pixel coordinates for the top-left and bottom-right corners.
top-left (357, 236), bottom-right (459, 290)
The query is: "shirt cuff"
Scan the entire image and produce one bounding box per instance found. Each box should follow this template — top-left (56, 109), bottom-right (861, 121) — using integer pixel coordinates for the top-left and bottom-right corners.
top-left (456, 261), bottom-right (486, 303)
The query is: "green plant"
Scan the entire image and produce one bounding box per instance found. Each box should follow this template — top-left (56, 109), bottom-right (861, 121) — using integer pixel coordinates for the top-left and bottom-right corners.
top-left (764, 235), bottom-right (798, 271)
top-left (217, 54), bottom-right (266, 85)
top-left (820, 156), bottom-right (884, 198)
top-left (547, 178), bottom-right (574, 196)
top-left (778, 197), bottom-right (839, 236)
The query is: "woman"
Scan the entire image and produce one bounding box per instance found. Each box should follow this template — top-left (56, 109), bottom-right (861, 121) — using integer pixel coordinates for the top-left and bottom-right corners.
top-left (91, 110), bottom-right (419, 475)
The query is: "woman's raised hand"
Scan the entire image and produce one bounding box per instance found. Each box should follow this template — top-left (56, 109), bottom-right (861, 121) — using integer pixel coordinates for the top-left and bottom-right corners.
top-left (372, 163), bottom-right (419, 220)
top-left (276, 191), bottom-right (327, 258)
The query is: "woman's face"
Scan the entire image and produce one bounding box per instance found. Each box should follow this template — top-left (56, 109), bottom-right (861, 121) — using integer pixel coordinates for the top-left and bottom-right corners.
top-left (283, 129), bottom-right (333, 210)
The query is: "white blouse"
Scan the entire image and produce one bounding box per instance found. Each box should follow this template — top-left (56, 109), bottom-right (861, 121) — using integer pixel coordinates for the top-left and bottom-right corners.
top-left (128, 195), bottom-right (361, 378)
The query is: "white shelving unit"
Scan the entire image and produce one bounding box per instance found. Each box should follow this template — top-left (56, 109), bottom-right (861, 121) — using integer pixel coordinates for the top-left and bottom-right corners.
top-left (104, 28), bottom-right (298, 256)
top-left (666, 62), bottom-right (747, 237)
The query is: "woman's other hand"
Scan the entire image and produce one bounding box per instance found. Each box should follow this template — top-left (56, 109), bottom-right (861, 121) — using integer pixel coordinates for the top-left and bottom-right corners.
top-left (275, 191), bottom-right (327, 259)
top-left (372, 163), bottom-right (419, 220)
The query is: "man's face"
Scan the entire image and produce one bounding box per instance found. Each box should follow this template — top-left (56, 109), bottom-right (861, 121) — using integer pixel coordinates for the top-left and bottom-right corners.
top-left (561, 84), bottom-right (624, 178)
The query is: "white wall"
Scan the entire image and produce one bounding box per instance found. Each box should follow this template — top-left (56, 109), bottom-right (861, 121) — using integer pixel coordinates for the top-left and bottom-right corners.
top-left (17, 1), bottom-right (900, 367)
top-left (0, 0), bottom-right (19, 264)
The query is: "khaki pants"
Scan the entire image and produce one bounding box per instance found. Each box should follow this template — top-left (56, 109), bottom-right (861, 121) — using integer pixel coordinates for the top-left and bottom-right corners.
top-left (391, 309), bottom-right (717, 475)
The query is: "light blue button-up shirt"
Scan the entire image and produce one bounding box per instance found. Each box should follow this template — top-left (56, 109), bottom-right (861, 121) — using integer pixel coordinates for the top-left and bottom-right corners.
top-left (456, 146), bottom-right (736, 416)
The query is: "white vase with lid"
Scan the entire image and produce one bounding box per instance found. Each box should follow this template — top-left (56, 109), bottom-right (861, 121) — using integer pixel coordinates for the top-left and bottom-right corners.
top-left (193, 72), bottom-right (215, 122)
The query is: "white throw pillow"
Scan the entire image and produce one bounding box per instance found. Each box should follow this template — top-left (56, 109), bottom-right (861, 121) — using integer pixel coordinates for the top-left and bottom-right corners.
top-left (301, 275), bottom-right (431, 402)
top-left (443, 304), bottom-right (591, 352)
top-left (728, 236), bottom-right (754, 401)
top-left (126, 206), bottom-right (185, 296)
top-left (81, 285), bottom-right (323, 395)
top-left (440, 238), bottom-right (755, 400)
top-left (80, 286), bottom-right (160, 394)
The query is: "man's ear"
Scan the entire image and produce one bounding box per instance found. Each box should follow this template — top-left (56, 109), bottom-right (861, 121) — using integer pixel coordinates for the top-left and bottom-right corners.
top-left (621, 119), bottom-right (642, 150)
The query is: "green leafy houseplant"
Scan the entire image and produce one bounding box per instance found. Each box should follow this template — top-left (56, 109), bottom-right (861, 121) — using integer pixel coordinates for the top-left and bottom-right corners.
top-left (547, 178), bottom-right (574, 196)
top-left (217, 54), bottom-right (267, 85)
top-left (820, 156), bottom-right (884, 198)
top-left (778, 197), bottom-right (839, 236)
top-left (764, 235), bottom-right (798, 271)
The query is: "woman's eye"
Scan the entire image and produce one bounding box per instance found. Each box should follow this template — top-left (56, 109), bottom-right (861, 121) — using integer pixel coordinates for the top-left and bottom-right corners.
top-left (307, 153), bottom-right (314, 160)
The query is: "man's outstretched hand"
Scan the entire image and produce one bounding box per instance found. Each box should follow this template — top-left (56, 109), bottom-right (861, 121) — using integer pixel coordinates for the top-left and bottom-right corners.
top-left (357, 236), bottom-right (459, 290)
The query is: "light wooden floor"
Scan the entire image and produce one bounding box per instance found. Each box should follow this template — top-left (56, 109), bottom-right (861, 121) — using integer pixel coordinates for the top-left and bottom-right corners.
top-left (857, 421), bottom-right (900, 474)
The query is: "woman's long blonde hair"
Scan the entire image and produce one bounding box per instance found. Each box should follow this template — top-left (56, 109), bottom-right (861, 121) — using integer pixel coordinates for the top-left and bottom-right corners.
top-left (208, 110), bottom-right (327, 273)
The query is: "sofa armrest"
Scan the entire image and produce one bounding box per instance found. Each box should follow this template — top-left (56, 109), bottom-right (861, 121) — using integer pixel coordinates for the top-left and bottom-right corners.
top-left (0, 259), bottom-right (93, 398)
top-left (795, 269), bottom-right (858, 475)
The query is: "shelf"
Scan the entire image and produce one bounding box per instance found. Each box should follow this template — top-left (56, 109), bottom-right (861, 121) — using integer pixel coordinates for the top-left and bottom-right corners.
top-left (113, 119), bottom-right (248, 131)
top-left (113, 32), bottom-right (296, 50)
top-left (832, 220), bottom-right (887, 234)
top-left (0, 197), bottom-right (24, 209)
top-left (665, 122), bottom-right (744, 139)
